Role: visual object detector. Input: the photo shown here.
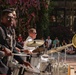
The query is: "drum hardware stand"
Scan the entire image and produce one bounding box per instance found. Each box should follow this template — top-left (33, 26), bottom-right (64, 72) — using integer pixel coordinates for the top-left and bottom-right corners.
top-left (61, 48), bottom-right (68, 74)
top-left (50, 53), bottom-right (54, 57)
top-left (19, 54), bottom-right (31, 75)
top-left (18, 65), bottom-right (25, 75)
top-left (57, 52), bottom-right (60, 75)
top-left (43, 55), bottom-right (54, 75)
top-left (44, 62), bottom-right (52, 75)
top-left (44, 47), bottom-right (48, 54)
top-left (64, 48), bottom-right (67, 64)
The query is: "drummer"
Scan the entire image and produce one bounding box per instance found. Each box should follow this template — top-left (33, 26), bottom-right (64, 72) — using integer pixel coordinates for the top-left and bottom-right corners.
top-left (9, 8), bottom-right (33, 54)
top-left (23, 28), bottom-right (38, 66)
top-left (23, 28), bottom-right (37, 52)
top-left (7, 8), bottom-right (34, 75)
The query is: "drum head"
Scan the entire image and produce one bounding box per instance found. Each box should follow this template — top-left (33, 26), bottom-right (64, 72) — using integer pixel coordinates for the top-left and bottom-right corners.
top-left (42, 54), bottom-right (49, 58)
top-left (41, 54), bottom-right (49, 62)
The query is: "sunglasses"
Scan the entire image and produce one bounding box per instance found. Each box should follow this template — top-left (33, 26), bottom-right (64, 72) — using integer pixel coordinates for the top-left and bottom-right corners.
top-left (33, 32), bottom-right (37, 34)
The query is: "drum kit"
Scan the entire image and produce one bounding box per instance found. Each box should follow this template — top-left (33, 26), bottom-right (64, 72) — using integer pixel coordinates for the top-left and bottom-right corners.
top-left (23, 40), bottom-right (71, 75)
top-left (11, 34), bottom-right (76, 75)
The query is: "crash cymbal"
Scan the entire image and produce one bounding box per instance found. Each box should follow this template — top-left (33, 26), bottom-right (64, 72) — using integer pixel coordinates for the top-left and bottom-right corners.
top-left (47, 44), bottom-right (72, 53)
top-left (47, 44), bottom-right (72, 54)
top-left (32, 47), bottom-right (45, 53)
top-left (27, 40), bottom-right (44, 47)
top-left (55, 44), bottom-right (72, 52)
top-left (47, 49), bottom-right (57, 54)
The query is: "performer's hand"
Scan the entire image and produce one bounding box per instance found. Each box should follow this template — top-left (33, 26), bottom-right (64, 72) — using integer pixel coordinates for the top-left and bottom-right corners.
top-left (0, 51), bottom-right (5, 57)
top-left (3, 47), bottom-right (12, 56)
top-left (23, 61), bottom-right (32, 68)
top-left (23, 50), bottom-right (32, 54)
top-left (16, 47), bottom-right (21, 52)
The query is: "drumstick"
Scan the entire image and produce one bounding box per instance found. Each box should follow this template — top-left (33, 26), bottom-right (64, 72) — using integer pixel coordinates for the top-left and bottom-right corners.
top-left (12, 53), bottom-right (30, 56)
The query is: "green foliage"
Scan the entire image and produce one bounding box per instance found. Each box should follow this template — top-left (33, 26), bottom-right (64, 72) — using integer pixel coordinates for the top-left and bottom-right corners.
top-left (0, 0), bottom-right (73, 41)
top-left (48, 1), bottom-right (57, 13)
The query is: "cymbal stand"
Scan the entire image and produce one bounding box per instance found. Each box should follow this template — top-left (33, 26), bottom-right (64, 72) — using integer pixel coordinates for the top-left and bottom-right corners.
top-left (44, 63), bottom-right (52, 75)
top-left (51, 53), bottom-right (54, 57)
top-left (64, 48), bottom-right (67, 64)
top-left (61, 48), bottom-right (68, 74)
top-left (45, 47), bottom-right (47, 53)
top-left (57, 52), bottom-right (60, 75)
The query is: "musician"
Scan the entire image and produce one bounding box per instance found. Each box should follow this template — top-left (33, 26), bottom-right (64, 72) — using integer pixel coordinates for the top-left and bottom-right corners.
top-left (6, 8), bottom-right (36, 75)
top-left (23, 28), bottom-right (37, 52)
top-left (9, 8), bottom-right (32, 54)
top-left (10, 8), bottom-right (39, 74)
top-left (23, 28), bottom-right (38, 67)
top-left (0, 9), bottom-right (32, 74)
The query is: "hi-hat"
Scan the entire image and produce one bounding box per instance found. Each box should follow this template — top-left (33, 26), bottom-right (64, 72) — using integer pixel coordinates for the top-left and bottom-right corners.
top-left (32, 47), bottom-right (45, 53)
top-left (27, 40), bottom-right (44, 47)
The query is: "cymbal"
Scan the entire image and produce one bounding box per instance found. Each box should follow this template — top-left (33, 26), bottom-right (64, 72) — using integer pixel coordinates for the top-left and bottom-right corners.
top-left (27, 40), bottom-right (44, 47)
top-left (47, 44), bottom-right (72, 54)
top-left (47, 49), bottom-right (57, 54)
top-left (32, 47), bottom-right (45, 53)
top-left (55, 44), bottom-right (72, 52)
